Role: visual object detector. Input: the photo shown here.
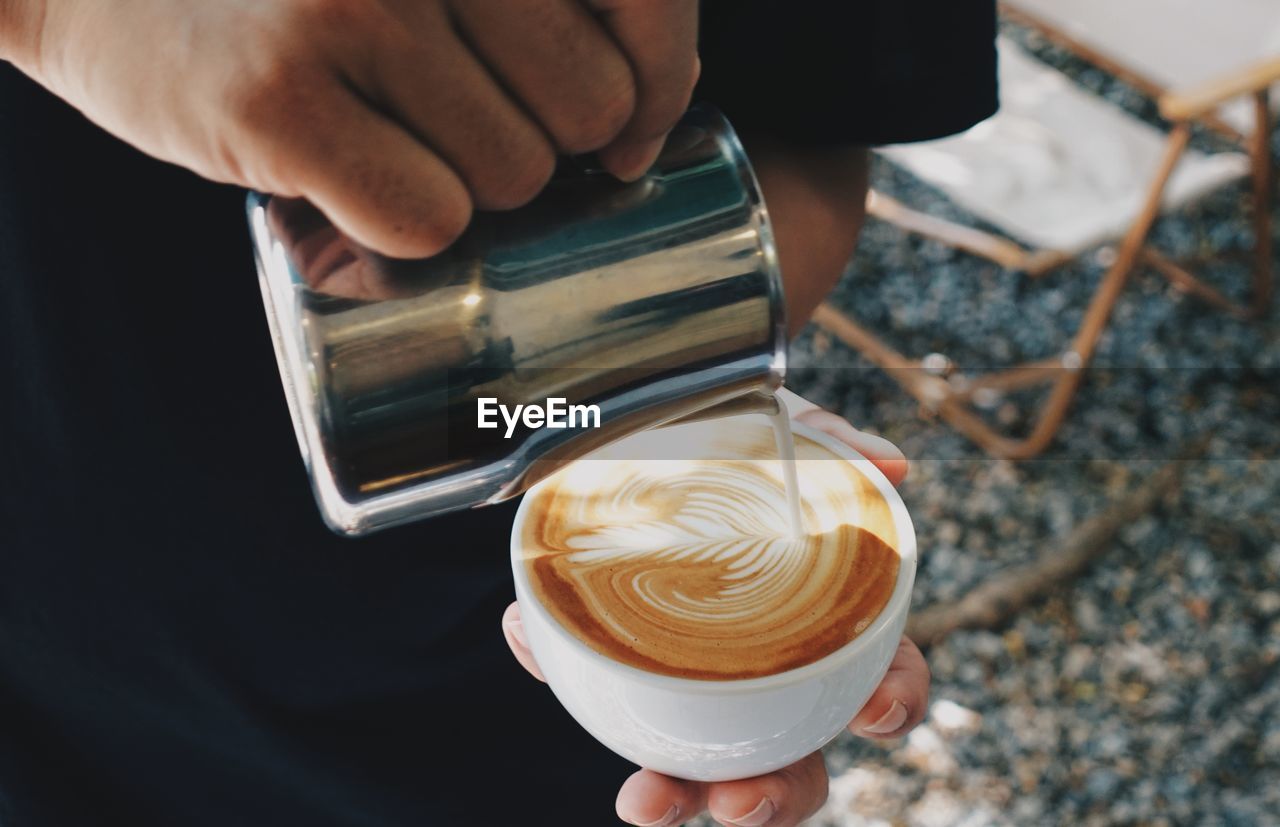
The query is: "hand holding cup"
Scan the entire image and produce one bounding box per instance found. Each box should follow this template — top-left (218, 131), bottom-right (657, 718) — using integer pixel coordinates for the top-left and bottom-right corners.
top-left (504, 392), bottom-right (928, 826)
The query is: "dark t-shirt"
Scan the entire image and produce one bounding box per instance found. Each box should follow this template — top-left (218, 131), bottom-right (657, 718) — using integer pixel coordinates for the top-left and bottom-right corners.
top-left (0, 4), bottom-right (995, 825)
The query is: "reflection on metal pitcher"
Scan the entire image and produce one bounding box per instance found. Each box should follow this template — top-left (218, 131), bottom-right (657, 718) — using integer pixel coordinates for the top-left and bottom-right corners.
top-left (248, 106), bottom-right (785, 536)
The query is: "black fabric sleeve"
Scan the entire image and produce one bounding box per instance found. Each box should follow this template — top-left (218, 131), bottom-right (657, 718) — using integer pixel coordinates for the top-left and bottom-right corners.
top-left (695, 0), bottom-right (999, 146)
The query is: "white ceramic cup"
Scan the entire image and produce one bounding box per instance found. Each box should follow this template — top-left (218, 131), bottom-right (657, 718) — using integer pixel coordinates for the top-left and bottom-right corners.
top-left (510, 420), bottom-right (917, 782)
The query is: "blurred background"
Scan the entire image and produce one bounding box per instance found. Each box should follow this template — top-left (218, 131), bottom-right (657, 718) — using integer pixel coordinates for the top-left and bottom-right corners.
top-left (706, 6), bottom-right (1280, 826)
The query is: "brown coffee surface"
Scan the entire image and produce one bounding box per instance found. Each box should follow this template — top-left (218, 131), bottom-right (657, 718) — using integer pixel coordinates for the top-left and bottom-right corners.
top-left (520, 423), bottom-right (901, 680)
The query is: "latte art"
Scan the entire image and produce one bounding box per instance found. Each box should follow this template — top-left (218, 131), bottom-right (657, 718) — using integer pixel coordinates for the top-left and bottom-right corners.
top-left (521, 423), bottom-right (900, 680)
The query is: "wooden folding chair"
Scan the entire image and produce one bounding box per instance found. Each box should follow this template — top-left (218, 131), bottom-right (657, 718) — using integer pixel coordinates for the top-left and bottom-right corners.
top-left (818, 29), bottom-right (1278, 460)
top-left (1002, 0), bottom-right (1280, 141)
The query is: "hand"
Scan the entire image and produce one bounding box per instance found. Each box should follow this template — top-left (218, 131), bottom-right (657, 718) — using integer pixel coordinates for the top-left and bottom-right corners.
top-left (2, 0), bottom-right (698, 258)
top-left (502, 392), bottom-right (929, 826)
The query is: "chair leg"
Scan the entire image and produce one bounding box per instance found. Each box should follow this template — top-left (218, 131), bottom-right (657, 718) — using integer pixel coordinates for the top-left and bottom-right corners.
top-left (813, 302), bottom-right (1079, 459)
top-left (1249, 89), bottom-right (1274, 316)
top-left (815, 126), bottom-right (1195, 459)
top-left (865, 190), bottom-right (1071, 275)
top-left (1140, 246), bottom-right (1250, 318)
top-left (1140, 95), bottom-right (1272, 319)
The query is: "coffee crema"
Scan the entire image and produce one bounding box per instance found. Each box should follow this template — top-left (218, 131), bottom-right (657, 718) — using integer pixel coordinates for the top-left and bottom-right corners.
top-left (520, 423), bottom-right (900, 680)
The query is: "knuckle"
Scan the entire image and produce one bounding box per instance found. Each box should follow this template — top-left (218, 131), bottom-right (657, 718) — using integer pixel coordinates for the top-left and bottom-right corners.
top-left (285, 0), bottom-right (367, 32)
top-left (669, 56), bottom-right (701, 100)
top-left (415, 194), bottom-right (472, 256)
top-left (632, 62), bottom-right (700, 138)
top-left (634, 103), bottom-right (685, 143)
top-left (227, 41), bottom-right (319, 130)
top-left (280, 0), bottom-right (399, 54)
top-left (225, 64), bottom-right (328, 187)
top-left (552, 69), bottom-right (637, 153)
top-left (472, 144), bottom-right (555, 211)
top-left (228, 62), bottom-right (290, 125)
top-left (678, 59), bottom-right (701, 105)
top-left (347, 159), bottom-right (473, 257)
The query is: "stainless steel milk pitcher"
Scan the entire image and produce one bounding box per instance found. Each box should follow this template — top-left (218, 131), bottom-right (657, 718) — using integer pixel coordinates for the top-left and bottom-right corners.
top-left (247, 106), bottom-right (785, 536)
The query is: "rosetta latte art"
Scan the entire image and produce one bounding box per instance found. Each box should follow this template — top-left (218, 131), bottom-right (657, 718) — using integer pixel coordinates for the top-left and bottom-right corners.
top-left (521, 423), bottom-right (900, 680)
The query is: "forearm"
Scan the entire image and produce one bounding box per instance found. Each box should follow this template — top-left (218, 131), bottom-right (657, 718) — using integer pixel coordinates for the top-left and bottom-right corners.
top-left (742, 139), bottom-right (869, 337)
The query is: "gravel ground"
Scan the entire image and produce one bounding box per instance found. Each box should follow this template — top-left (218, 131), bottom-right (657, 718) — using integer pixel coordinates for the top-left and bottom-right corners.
top-left (701, 24), bottom-right (1280, 827)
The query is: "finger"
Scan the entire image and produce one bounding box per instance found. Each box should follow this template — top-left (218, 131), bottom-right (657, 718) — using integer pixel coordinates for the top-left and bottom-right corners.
top-left (265, 197), bottom-right (348, 283)
top-left (449, 0), bottom-right (636, 154)
top-left (848, 637), bottom-right (930, 740)
top-left (266, 77), bottom-right (472, 258)
top-left (501, 602), bottom-right (546, 683)
top-left (706, 752), bottom-right (828, 827)
top-left (591, 0), bottom-right (700, 180)
top-left (616, 769), bottom-right (708, 827)
top-left (368, 8), bottom-right (555, 211)
top-left (265, 197), bottom-right (362, 291)
top-left (793, 409), bottom-right (909, 487)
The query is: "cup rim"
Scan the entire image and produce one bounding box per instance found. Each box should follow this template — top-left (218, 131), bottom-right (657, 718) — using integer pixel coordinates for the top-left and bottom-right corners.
top-left (510, 417), bottom-right (917, 695)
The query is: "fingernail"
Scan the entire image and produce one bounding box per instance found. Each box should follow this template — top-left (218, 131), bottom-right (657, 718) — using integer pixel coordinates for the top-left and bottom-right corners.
top-left (725, 797), bottom-right (775, 827)
top-left (861, 699), bottom-right (908, 735)
top-left (503, 618), bottom-right (529, 650)
top-left (622, 803), bottom-right (679, 827)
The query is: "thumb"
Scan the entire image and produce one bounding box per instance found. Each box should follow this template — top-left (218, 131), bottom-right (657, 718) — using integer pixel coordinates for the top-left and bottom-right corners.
top-left (501, 602), bottom-right (546, 682)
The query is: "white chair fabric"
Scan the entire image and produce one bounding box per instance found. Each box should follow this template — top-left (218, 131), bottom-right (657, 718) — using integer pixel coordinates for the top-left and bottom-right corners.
top-left (877, 38), bottom-right (1249, 254)
top-left (1003, 0), bottom-right (1280, 135)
